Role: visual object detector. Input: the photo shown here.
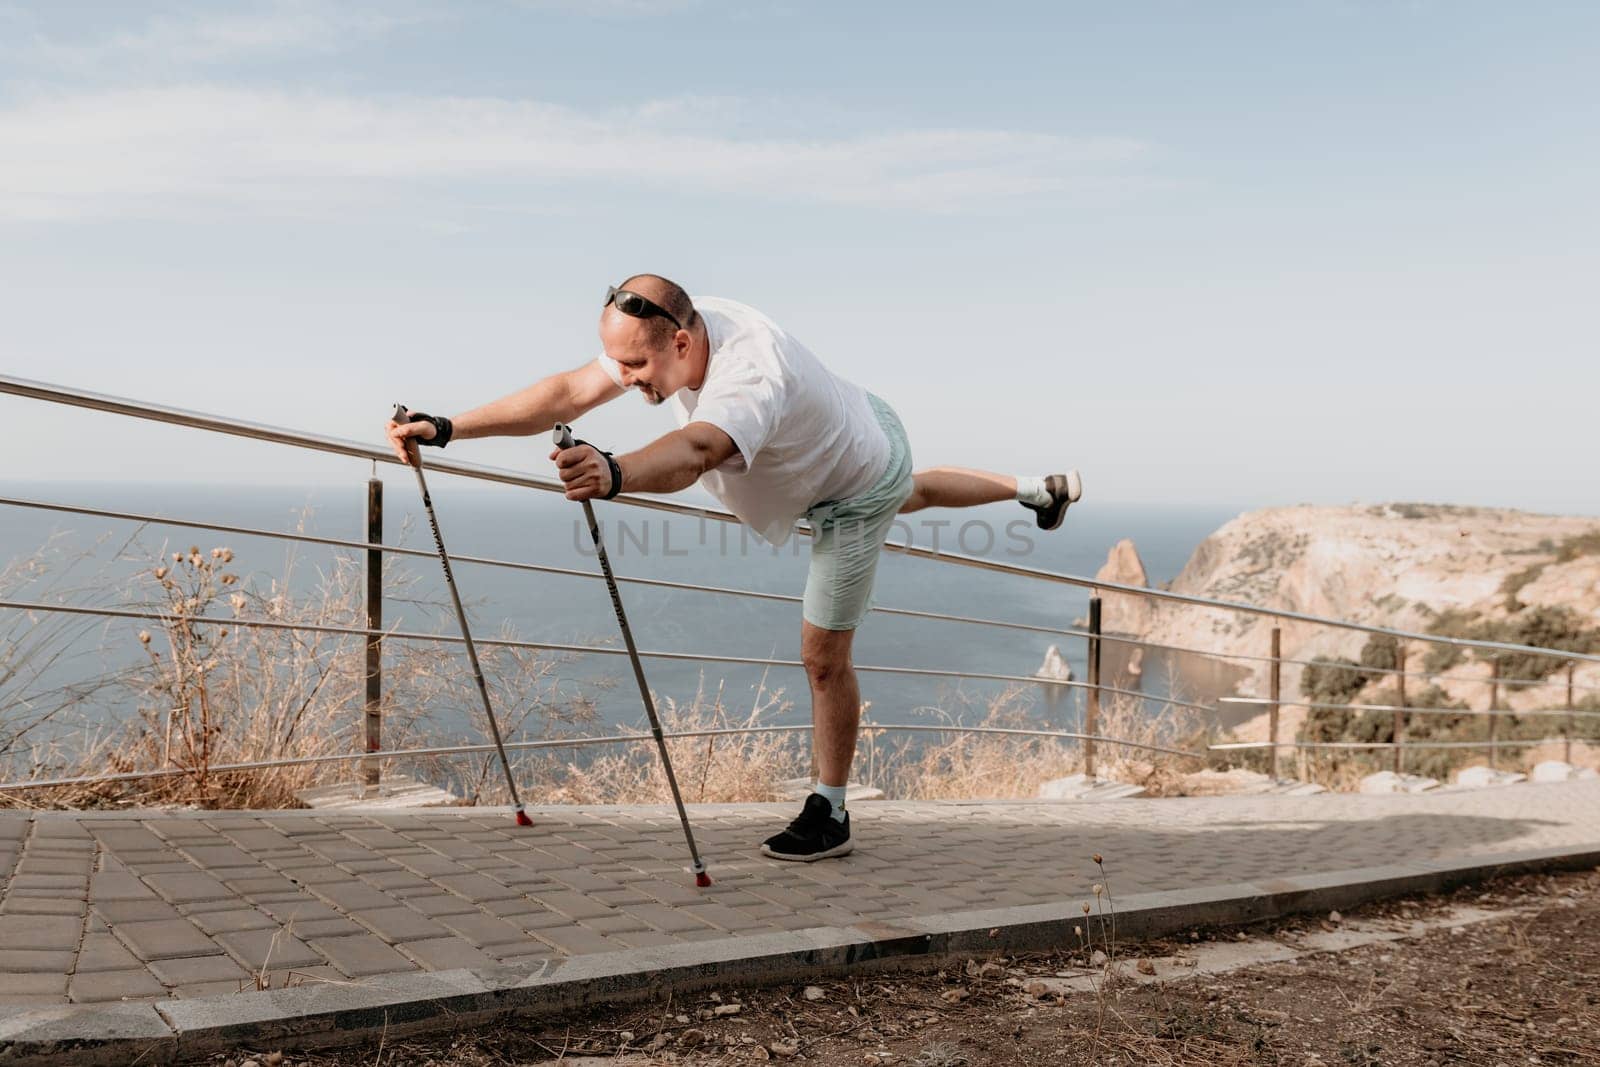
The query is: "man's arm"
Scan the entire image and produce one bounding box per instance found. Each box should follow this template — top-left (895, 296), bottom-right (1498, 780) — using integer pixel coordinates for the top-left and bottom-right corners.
top-left (552, 422), bottom-right (739, 500)
top-left (388, 361), bottom-right (622, 462)
top-left (453, 361), bottom-right (622, 440)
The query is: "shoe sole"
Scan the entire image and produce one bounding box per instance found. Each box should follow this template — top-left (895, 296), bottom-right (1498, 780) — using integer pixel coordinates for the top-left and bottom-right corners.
top-left (759, 839), bottom-right (855, 862)
top-left (1033, 470), bottom-right (1083, 532)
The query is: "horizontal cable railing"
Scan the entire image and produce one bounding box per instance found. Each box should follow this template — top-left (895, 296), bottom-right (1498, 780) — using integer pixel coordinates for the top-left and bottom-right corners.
top-left (1210, 738), bottom-right (1573, 752)
top-left (3, 372), bottom-right (1596, 797)
top-left (1219, 696), bottom-right (1600, 720)
top-left (1213, 695), bottom-right (1595, 771)
top-left (1268, 655), bottom-right (1600, 693)
top-left (0, 494), bottom-right (1094, 644)
top-left (8, 490), bottom-right (1596, 704)
top-left (1133, 634), bottom-right (1600, 693)
top-left (0, 598), bottom-right (1216, 713)
top-left (10, 492), bottom-right (1597, 706)
top-left (5, 373), bottom-right (1598, 667)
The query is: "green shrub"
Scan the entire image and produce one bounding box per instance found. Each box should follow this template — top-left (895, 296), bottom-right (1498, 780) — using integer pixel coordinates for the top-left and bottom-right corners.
top-left (1500, 562), bottom-right (1547, 612)
top-left (1421, 605), bottom-right (1593, 680)
top-left (1302, 657), bottom-right (1367, 706)
top-left (1423, 645), bottom-right (1463, 673)
top-left (1407, 684), bottom-right (1469, 712)
top-left (1422, 608), bottom-right (1481, 673)
top-left (1492, 529), bottom-right (1600, 610)
top-left (1359, 633), bottom-right (1399, 675)
top-left (1301, 635), bottom-right (1401, 709)
top-left (1556, 529), bottom-right (1600, 562)
top-left (1478, 606), bottom-right (1598, 680)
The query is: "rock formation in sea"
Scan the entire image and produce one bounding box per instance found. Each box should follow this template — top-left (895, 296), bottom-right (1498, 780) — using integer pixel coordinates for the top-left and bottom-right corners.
top-left (1093, 537), bottom-right (1154, 637)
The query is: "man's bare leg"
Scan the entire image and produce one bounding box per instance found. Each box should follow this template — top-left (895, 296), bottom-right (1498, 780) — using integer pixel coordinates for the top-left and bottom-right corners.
top-left (901, 466), bottom-right (1082, 530)
top-left (759, 621), bottom-right (860, 861)
top-left (900, 467), bottom-right (1016, 513)
top-left (801, 621), bottom-right (860, 787)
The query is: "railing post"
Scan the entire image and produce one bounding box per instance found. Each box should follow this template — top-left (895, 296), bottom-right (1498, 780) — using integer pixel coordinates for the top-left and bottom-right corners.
top-left (1393, 641), bottom-right (1407, 774)
top-left (1567, 663), bottom-right (1577, 765)
top-left (364, 476), bottom-right (383, 795)
top-left (1487, 659), bottom-right (1500, 771)
top-left (1268, 626), bottom-right (1281, 781)
top-left (1085, 595), bottom-right (1102, 779)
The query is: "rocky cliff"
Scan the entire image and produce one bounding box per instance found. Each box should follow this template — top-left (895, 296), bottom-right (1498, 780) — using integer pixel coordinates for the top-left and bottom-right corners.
top-left (1115, 504), bottom-right (1600, 738)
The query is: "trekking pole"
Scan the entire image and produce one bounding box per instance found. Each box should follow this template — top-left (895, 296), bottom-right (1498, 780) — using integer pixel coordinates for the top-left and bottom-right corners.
top-left (553, 422), bottom-right (711, 887)
top-left (393, 405), bottom-right (533, 827)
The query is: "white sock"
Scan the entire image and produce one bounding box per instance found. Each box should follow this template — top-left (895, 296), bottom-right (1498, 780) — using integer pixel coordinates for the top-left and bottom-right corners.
top-left (1015, 475), bottom-right (1052, 507)
top-left (814, 781), bottom-right (848, 822)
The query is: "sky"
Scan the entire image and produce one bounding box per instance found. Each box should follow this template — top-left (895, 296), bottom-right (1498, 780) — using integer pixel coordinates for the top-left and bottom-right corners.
top-left (0, 1), bottom-right (1595, 514)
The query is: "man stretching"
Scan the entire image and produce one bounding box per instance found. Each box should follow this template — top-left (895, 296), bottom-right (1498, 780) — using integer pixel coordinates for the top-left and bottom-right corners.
top-left (386, 274), bottom-right (1081, 861)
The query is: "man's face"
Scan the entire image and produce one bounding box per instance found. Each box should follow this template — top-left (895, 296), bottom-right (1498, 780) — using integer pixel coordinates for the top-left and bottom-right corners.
top-left (599, 311), bottom-right (684, 405)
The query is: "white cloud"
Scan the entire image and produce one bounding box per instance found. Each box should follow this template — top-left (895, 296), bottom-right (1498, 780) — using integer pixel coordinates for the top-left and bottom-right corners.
top-left (6, 2), bottom-right (432, 74)
top-left (0, 86), bottom-right (1155, 221)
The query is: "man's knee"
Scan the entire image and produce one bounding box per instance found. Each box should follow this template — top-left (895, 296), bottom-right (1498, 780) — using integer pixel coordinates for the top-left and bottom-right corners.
top-left (801, 633), bottom-right (854, 686)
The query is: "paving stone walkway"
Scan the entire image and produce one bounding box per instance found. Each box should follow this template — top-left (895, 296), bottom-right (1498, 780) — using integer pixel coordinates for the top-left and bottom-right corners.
top-left (2, 779), bottom-right (1597, 1010)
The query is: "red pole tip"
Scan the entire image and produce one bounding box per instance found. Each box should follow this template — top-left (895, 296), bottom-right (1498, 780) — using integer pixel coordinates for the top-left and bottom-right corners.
top-left (695, 870), bottom-right (713, 888)
top-left (514, 810), bottom-right (534, 827)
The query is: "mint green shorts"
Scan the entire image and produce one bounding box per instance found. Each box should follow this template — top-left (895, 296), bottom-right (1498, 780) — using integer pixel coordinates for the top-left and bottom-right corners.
top-left (801, 395), bottom-right (914, 631)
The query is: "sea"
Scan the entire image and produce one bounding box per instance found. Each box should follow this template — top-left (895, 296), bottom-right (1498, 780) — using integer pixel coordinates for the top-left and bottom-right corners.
top-left (0, 479), bottom-right (1236, 752)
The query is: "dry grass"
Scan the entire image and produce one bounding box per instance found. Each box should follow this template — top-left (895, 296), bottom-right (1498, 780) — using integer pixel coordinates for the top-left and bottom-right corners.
top-left (880, 685), bottom-right (1210, 802)
top-left (2, 530), bottom-right (588, 811)
top-left (873, 687), bottom-right (1080, 801)
top-left (478, 680), bottom-right (1211, 808)
top-left (500, 672), bottom-right (809, 806)
top-left (0, 534), bottom-right (132, 770)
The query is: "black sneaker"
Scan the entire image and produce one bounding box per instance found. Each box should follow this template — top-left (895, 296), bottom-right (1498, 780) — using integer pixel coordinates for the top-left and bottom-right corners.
top-left (1021, 470), bottom-right (1083, 531)
top-left (760, 793), bottom-right (853, 862)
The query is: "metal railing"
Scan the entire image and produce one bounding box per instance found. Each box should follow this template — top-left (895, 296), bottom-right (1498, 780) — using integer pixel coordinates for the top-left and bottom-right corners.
top-left (0, 494), bottom-right (1112, 646)
top-left (1214, 623), bottom-right (1594, 779)
top-left (2, 372), bottom-right (1596, 797)
top-left (1211, 737), bottom-right (1573, 752)
top-left (7, 374), bottom-right (1597, 667)
top-left (9, 487), bottom-right (1593, 694)
top-left (1221, 691), bottom-right (1595, 771)
top-left (0, 597), bottom-right (1205, 710)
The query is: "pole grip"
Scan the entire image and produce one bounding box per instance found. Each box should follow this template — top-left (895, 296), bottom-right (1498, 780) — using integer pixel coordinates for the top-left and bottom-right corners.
top-left (392, 404), bottom-right (422, 467)
top-left (552, 422), bottom-right (575, 449)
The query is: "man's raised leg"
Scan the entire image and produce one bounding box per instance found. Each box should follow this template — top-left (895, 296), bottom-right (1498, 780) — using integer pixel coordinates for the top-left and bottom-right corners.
top-left (902, 466), bottom-right (1082, 530)
top-left (900, 467), bottom-right (1015, 511)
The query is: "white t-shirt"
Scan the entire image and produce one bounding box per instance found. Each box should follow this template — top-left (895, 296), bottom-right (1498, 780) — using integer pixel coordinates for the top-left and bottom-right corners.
top-left (597, 296), bottom-right (890, 545)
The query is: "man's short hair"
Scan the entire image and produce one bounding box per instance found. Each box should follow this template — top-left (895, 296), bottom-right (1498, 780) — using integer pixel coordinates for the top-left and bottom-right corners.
top-left (619, 273), bottom-right (698, 347)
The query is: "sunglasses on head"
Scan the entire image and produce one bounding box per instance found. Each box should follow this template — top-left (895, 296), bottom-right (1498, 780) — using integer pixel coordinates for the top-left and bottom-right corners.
top-left (605, 286), bottom-right (683, 331)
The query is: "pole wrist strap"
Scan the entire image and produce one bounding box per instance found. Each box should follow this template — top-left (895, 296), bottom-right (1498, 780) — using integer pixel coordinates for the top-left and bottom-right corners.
top-left (573, 438), bottom-right (623, 500)
top-left (405, 411), bottom-right (453, 448)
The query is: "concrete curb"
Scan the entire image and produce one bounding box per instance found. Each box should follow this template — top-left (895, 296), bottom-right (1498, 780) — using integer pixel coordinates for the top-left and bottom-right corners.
top-left (3, 840), bottom-right (1597, 1066)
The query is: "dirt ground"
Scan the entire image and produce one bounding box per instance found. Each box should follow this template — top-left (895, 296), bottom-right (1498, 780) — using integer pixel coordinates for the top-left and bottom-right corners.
top-left (215, 866), bottom-right (1600, 1067)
